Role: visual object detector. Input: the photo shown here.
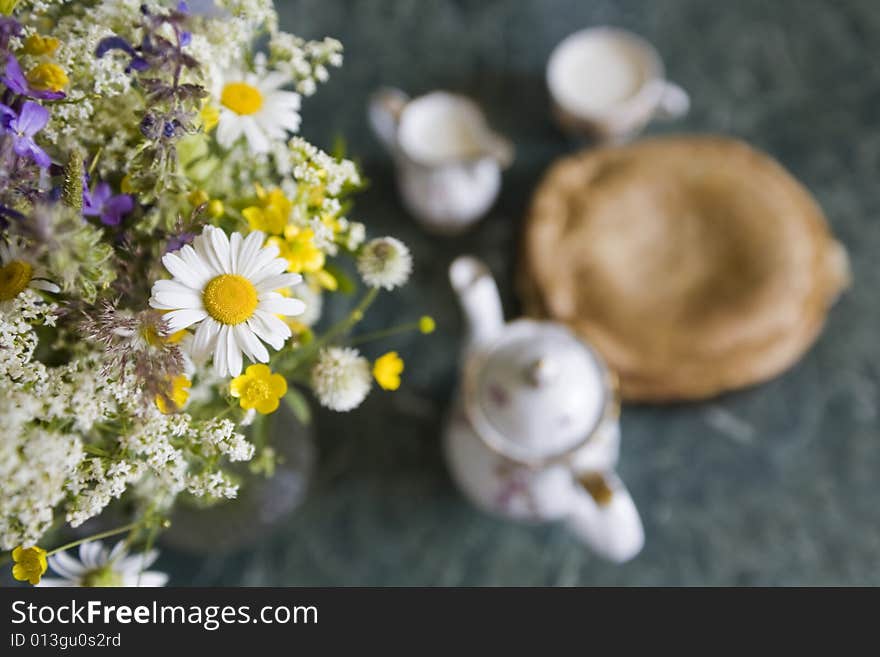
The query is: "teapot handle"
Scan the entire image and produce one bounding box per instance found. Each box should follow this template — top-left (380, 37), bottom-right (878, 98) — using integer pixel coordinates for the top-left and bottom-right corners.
top-left (565, 470), bottom-right (644, 563)
top-left (367, 87), bottom-right (409, 153)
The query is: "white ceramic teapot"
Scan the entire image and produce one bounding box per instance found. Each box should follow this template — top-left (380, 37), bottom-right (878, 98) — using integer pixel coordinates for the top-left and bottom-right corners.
top-left (445, 256), bottom-right (644, 562)
top-left (368, 88), bottom-right (514, 235)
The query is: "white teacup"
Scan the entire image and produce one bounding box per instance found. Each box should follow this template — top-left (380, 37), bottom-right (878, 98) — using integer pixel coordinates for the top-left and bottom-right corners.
top-left (547, 27), bottom-right (689, 141)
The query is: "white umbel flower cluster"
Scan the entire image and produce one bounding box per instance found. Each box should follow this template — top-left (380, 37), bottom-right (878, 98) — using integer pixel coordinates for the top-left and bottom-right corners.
top-left (310, 347), bottom-right (371, 412)
top-left (357, 237), bottom-right (413, 290)
top-left (268, 33), bottom-right (342, 97)
top-left (0, 290), bottom-right (255, 550)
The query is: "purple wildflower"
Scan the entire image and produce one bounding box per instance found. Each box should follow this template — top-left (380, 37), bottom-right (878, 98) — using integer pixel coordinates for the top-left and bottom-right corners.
top-left (95, 36), bottom-right (149, 73)
top-left (0, 101), bottom-right (51, 168)
top-left (0, 18), bottom-right (21, 54)
top-left (83, 182), bottom-right (133, 226)
top-left (2, 55), bottom-right (65, 100)
top-left (165, 231), bottom-right (196, 253)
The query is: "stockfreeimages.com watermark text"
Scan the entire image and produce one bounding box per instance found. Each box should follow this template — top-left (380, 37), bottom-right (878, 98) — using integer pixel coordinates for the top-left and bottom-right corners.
top-left (11, 599), bottom-right (317, 632)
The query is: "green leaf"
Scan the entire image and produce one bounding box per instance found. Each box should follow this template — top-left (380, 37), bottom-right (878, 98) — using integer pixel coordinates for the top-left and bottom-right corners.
top-left (0, 1), bottom-right (20, 16)
top-left (331, 134), bottom-right (348, 160)
top-left (284, 388), bottom-right (312, 426)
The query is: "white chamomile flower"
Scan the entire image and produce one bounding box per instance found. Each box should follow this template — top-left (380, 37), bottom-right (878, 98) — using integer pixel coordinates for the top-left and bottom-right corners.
top-left (149, 226), bottom-right (306, 378)
top-left (38, 540), bottom-right (168, 588)
top-left (0, 237), bottom-right (60, 303)
top-left (213, 67), bottom-right (301, 154)
top-left (311, 347), bottom-right (372, 412)
top-left (289, 281), bottom-right (322, 327)
top-left (357, 237), bottom-right (413, 290)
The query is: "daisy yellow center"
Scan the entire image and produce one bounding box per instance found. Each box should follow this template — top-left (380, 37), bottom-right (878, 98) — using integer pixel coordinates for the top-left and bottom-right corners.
top-left (0, 260), bottom-right (33, 301)
top-left (81, 566), bottom-right (124, 587)
top-left (221, 82), bottom-right (263, 115)
top-left (203, 274), bottom-right (258, 325)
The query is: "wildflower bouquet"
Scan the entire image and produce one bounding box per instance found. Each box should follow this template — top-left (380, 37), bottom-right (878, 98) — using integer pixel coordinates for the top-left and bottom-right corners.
top-left (1, 0), bottom-right (426, 586)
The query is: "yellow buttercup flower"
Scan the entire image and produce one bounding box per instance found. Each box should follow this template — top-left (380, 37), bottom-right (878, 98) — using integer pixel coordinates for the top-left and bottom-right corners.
top-left (12, 546), bottom-right (47, 585)
top-left (419, 316), bottom-right (436, 334)
top-left (229, 364), bottom-right (287, 414)
top-left (155, 375), bottom-right (191, 414)
top-left (283, 317), bottom-right (308, 334)
top-left (309, 268), bottom-right (337, 291)
top-left (200, 103), bottom-right (220, 132)
top-left (207, 199), bottom-right (225, 218)
top-left (268, 225), bottom-right (325, 274)
top-left (373, 352), bottom-right (404, 391)
top-left (242, 185), bottom-right (291, 235)
top-left (21, 34), bottom-right (60, 56)
top-left (26, 62), bottom-right (68, 92)
top-left (165, 329), bottom-right (187, 344)
top-left (188, 190), bottom-right (224, 218)
top-left (188, 189), bottom-right (209, 207)
top-left (142, 325), bottom-right (187, 348)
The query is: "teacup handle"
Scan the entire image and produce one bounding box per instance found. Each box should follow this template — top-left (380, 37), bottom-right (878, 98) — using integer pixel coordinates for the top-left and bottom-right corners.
top-left (367, 87), bottom-right (410, 152)
top-left (653, 81), bottom-right (690, 121)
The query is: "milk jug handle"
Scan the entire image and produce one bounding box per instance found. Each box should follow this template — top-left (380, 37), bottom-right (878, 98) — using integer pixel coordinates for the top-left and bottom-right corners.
top-left (368, 87), bottom-right (410, 152)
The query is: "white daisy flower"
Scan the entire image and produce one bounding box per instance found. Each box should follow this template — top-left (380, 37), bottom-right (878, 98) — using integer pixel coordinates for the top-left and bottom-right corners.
top-left (0, 237), bottom-right (60, 303)
top-left (357, 237), bottom-right (413, 290)
top-left (311, 347), bottom-right (372, 412)
top-left (149, 226), bottom-right (306, 377)
top-left (213, 67), bottom-right (301, 154)
top-left (289, 281), bottom-right (322, 327)
top-left (37, 540), bottom-right (168, 588)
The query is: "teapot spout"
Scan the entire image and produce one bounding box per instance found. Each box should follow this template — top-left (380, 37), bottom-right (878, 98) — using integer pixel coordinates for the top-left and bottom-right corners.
top-left (450, 256), bottom-right (504, 353)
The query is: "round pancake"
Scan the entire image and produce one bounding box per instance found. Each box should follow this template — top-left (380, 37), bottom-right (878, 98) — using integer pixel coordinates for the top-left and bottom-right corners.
top-left (521, 136), bottom-right (849, 401)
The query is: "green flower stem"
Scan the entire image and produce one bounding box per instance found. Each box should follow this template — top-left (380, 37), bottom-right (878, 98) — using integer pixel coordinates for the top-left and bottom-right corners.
top-left (215, 401), bottom-right (240, 420)
top-left (250, 412), bottom-right (270, 451)
top-left (286, 372), bottom-right (310, 385)
top-left (82, 444), bottom-right (111, 458)
top-left (46, 521), bottom-right (142, 557)
top-left (87, 147), bottom-right (103, 176)
top-left (273, 286), bottom-right (380, 373)
top-left (347, 320), bottom-right (421, 346)
top-left (136, 519), bottom-right (161, 586)
top-left (313, 286), bottom-right (380, 349)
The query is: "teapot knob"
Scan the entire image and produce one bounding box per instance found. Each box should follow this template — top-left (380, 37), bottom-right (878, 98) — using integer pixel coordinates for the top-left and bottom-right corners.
top-left (527, 357), bottom-right (559, 387)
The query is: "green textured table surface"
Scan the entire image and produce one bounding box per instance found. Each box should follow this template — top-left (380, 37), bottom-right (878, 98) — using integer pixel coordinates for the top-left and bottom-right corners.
top-left (163, 0), bottom-right (880, 585)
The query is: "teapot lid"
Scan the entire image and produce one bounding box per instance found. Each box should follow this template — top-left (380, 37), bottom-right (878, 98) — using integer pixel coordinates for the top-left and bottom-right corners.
top-left (464, 320), bottom-right (617, 466)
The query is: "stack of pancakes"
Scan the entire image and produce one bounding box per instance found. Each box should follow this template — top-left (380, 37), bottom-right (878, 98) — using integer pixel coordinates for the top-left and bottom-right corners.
top-left (521, 136), bottom-right (849, 401)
